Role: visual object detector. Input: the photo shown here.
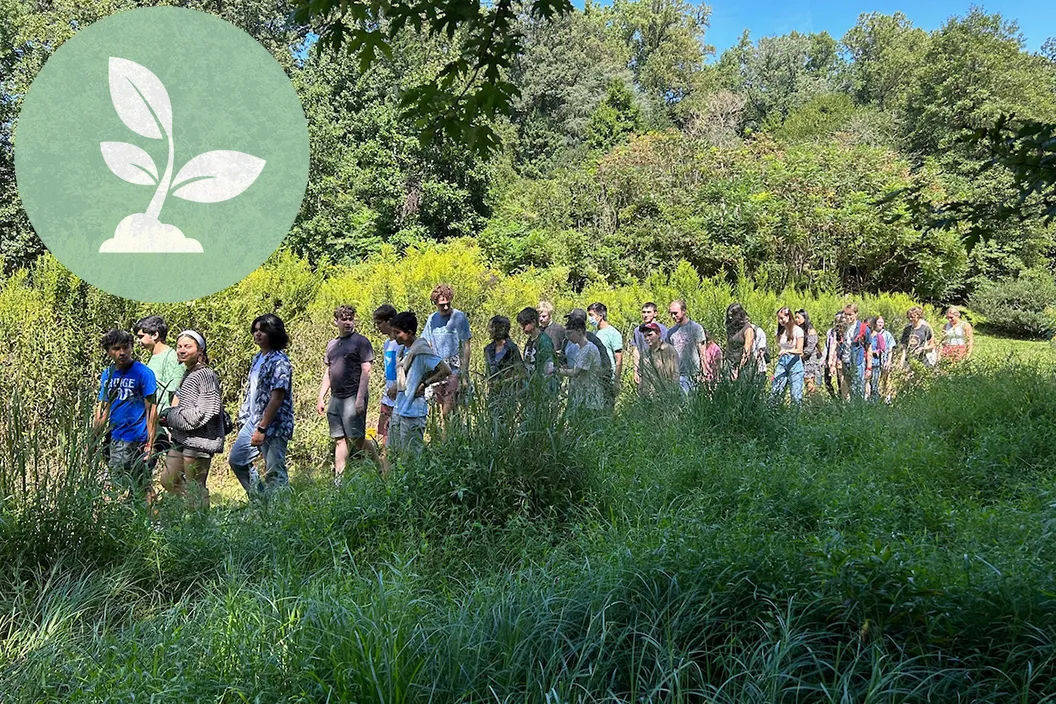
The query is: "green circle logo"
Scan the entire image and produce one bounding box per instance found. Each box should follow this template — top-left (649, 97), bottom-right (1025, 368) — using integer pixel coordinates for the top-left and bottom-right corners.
top-left (15, 7), bottom-right (309, 302)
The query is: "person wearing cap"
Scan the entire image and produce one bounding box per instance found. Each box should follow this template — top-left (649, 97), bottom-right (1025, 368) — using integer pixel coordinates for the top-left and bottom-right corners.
top-left (665, 300), bottom-right (708, 393)
top-left (630, 302), bottom-right (668, 389)
top-left (158, 330), bottom-right (224, 509)
top-left (557, 317), bottom-right (607, 413)
top-left (637, 322), bottom-right (679, 397)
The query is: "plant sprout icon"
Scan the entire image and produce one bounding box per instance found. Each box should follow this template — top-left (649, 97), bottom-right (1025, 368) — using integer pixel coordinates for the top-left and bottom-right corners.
top-left (99, 57), bottom-right (265, 253)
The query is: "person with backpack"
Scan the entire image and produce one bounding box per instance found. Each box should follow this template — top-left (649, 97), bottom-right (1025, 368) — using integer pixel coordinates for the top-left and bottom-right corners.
top-left (838, 304), bottom-right (872, 400)
top-left (94, 329), bottom-right (158, 504)
top-left (724, 303), bottom-right (755, 380)
top-left (158, 330), bottom-right (225, 509)
top-left (770, 307), bottom-right (805, 404)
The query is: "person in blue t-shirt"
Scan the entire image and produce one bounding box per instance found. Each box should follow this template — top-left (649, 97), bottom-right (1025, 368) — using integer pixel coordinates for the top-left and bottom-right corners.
top-left (373, 304), bottom-right (400, 452)
top-left (94, 329), bottom-right (158, 503)
top-left (422, 283), bottom-right (472, 420)
top-left (386, 311), bottom-right (451, 456)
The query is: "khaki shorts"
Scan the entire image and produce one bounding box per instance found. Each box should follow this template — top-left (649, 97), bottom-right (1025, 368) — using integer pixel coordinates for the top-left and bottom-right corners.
top-left (327, 395), bottom-right (367, 439)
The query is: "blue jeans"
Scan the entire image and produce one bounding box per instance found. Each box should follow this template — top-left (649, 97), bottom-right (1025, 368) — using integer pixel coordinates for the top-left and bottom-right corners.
top-left (228, 423), bottom-right (289, 496)
top-left (771, 354), bottom-right (804, 403)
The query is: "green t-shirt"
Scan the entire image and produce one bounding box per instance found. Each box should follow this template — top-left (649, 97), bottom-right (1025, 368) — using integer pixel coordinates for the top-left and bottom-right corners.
top-left (594, 325), bottom-right (623, 380)
top-left (147, 346), bottom-right (183, 412)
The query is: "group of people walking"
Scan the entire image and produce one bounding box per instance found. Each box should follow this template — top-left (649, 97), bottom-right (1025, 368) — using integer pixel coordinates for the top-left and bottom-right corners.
top-left (95, 314), bottom-right (293, 508)
top-left (91, 284), bottom-right (973, 508)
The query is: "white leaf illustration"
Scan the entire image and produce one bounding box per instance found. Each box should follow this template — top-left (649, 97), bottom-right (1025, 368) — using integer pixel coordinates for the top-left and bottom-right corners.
top-left (108, 57), bottom-right (172, 140)
top-left (100, 141), bottom-right (158, 186)
top-left (170, 150), bottom-right (266, 203)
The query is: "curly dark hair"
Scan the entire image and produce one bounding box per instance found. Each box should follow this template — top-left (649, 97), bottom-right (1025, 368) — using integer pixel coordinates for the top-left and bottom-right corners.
top-left (516, 307), bottom-right (539, 326)
top-left (430, 284), bottom-right (454, 304)
top-left (488, 315), bottom-right (511, 340)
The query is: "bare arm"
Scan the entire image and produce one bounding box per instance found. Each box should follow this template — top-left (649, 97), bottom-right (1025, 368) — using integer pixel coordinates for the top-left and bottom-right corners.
top-left (740, 328), bottom-right (754, 369)
top-left (420, 361), bottom-right (452, 394)
top-left (614, 349), bottom-right (623, 381)
top-left (260, 388), bottom-right (286, 430)
top-left (94, 401), bottom-right (109, 431)
top-left (144, 395), bottom-right (157, 453)
top-left (356, 362), bottom-right (371, 413)
top-left (965, 323), bottom-right (974, 358)
top-left (461, 340), bottom-right (471, 378)
top-left (317, 367), bottom-right (330, 415)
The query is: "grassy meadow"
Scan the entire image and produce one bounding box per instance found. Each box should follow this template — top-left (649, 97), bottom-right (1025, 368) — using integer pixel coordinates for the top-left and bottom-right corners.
top-left (2, 248), bottom-right (1056, 701)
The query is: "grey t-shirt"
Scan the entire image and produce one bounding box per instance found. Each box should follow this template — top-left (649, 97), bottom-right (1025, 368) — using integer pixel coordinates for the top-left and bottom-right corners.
top-left (666, 320), bottom-right (705, 378)
top-left (326, 332), bottom-right (375, 399)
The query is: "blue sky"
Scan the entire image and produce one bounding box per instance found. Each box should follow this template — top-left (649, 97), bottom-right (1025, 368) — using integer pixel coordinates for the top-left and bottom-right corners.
top-left (702, 1), bottom-right (1053, 57)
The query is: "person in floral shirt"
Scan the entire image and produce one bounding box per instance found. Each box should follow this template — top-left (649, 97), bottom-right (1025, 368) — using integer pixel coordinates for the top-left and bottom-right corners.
top-left (229, 313), bottom-right (294, 497)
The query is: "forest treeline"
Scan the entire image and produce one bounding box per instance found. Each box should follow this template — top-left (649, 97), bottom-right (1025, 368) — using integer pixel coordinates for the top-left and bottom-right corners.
top-left (2, 0), bottom-right (1055, 309)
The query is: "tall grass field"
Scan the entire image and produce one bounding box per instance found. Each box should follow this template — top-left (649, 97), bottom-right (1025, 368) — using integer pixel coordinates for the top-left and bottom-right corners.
top-left (2, 247), bottom-right (1056, 702)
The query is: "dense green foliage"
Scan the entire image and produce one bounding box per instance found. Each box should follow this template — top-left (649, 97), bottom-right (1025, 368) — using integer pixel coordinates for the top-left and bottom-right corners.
top-left (4, 359), bottom-right (1056, 700)
top-left (970, 268), bottom-right (1056, 339)
top-left (2, 1), bottom-right (1055, 302)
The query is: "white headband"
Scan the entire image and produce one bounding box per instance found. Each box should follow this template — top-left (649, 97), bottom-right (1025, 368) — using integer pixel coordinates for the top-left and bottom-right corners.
top-left (177, 329), bottom-right (206, 353)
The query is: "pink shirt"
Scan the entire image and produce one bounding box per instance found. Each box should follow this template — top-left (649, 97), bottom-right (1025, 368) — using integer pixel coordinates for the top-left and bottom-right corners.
top-left (703, 342), bottom-right (724, 381)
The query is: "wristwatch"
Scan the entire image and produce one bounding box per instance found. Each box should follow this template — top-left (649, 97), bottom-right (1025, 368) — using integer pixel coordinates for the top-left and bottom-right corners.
top-left (256, 425), bottom-right (267, 434)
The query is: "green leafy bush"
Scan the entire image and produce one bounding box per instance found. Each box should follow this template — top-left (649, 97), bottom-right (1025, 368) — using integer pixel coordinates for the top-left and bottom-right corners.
top-left (970, 269), bottom-right (1056, 339)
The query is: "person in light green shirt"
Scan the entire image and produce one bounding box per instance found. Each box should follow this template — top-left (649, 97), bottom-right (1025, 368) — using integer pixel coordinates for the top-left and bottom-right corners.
top-left (135, 316), bottom-right (184, 463)
top-left (587, 302), bottom-right (623, 405)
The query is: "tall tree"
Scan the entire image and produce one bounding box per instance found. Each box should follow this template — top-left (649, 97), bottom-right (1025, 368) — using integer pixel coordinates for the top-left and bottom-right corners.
top-left (903, 9), bottom-right (1056, 155)
top-left (585, 78), bottom-right (642, 151)
top-left (508, 3), bottom-right (631, 176)
top-left (841, 12), bottom-right (927, 110)
top-left (718, 30), bottom-right (841, 130)
top-left (294, 0), bottom-right (575, 159)
top-left (608, 0), bottom-right (714, 126)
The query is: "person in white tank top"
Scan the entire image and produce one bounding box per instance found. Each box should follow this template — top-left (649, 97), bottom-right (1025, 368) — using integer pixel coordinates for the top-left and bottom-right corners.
top-left (941, 306), bottom-right (973, 363)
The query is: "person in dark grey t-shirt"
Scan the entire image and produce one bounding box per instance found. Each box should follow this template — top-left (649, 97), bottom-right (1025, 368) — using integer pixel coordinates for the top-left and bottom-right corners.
top-left (317, 305), bottom-right (383, 478)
